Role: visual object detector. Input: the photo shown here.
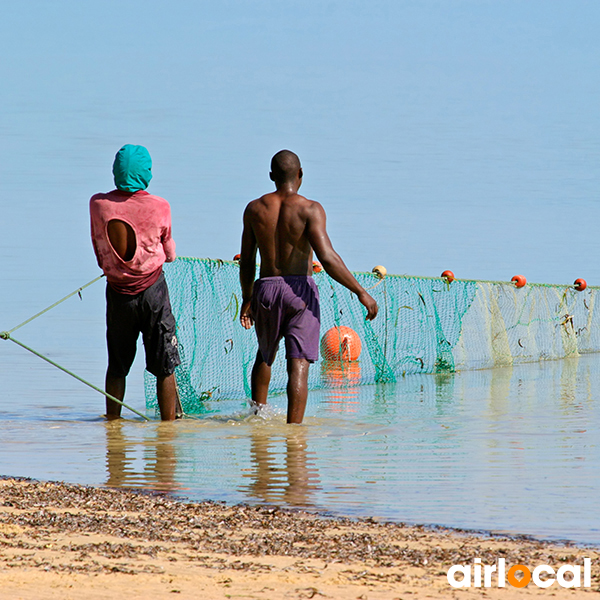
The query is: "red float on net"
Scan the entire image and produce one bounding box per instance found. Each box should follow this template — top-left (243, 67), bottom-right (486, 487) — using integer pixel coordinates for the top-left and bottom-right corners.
top-left (441, 270), bottom-right (455, 283)
top-left (574, 278), bottom-right (587, 291)
top-left (511, 275), bottom-right (527, 288)
top-left (313, 261), bottom-right (323, 273)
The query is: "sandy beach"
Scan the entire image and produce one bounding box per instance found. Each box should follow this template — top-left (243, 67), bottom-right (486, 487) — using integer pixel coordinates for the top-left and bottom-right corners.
top-left (0, 478), bottom-right (597, 599)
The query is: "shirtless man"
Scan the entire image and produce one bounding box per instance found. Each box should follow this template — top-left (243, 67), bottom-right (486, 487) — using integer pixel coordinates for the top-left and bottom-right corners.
top-left (239, 150), bottom-right (378, 424)
top-left (90, 144), bottom-right (181, 421)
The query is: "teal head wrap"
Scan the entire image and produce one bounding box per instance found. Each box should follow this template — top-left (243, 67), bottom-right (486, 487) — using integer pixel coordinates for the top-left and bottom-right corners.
top-left (112, 144), bottom-right (153, 192)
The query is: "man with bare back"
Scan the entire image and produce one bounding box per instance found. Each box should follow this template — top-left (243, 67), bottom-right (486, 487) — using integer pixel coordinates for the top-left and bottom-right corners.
top-left (239, 150), bottom-right (378, 424)
top-left (90, 144), bottom-right (181, 421)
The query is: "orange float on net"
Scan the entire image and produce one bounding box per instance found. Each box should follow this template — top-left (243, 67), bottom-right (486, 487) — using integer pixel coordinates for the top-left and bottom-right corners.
top-left (320, 326), bottom-right (362, 361)
top-left (313, 261), bottom-right (323, 273)
top-left (441, 270), bottom-right (455, 283)
top-left (233, 253), bottom-right (241, 262)
top-left (511, 275), bottom-right (527, 288)
top-left (574, 278), bottom-right (587, 291)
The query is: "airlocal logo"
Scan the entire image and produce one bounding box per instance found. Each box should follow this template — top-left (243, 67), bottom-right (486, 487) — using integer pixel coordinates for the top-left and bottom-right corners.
top-left (447, 558), bottom-right (592, 589)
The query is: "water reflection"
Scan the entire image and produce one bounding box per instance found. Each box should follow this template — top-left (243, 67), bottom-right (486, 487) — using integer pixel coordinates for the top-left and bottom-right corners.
top-left (371, 381), bottom-right (397, 417)
top-left (240, 426), bottom-right (320, 507)
top-left (434, 372), bottom-right (455, 406)
top-left (105, 421), bottom-right (180, 492)
top-left (559, 356), bottom-right (579, 409)
top-left (321, 360), bottom-right (361, 413)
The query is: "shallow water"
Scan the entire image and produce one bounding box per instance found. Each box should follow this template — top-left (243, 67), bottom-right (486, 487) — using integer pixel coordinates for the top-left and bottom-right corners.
top-left (2, 1), bottom-right (600, 549)
top-left (2, 336), bottom-right (600, 544)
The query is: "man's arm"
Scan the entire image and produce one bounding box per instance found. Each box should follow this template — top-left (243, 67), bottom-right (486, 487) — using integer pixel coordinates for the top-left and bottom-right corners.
top-left (306, 202), bottom-right (378, 320)
top-left (239, 205), bottom-right (258, 329)
top-left (90, 201), bottom-right (103, 269)
top-left (161, 204), bottom-right (176, 262)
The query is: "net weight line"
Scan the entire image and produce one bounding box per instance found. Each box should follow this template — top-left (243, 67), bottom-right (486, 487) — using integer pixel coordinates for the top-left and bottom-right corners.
top-left (0, 276), bottom-right (150, 422)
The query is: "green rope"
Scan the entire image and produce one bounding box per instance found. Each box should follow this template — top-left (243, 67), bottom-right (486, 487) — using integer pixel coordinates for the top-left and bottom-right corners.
top-left (2, 333), bottom-right (149, 421)
top-left (0, 274), bottom-right (150, 421)
top-left (5, 275), bottom-right (105, 335)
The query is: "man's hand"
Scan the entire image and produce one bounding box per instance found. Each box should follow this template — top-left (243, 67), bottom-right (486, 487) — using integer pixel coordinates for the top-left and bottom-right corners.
top-left (358, 290), bottom-right (378, 321)
top-left (240, 299), bottom-right (254, 329)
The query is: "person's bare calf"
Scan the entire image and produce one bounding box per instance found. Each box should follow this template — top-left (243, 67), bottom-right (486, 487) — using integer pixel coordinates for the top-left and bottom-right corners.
top-left (286, 358), bottom-right (309, 424)
top-left (106, 371), bottom-right (177, 421)
top-left (105, 372), bottom-right (125, 420)
top-left (156, 373), bottom-right (178, 421)
top-left (251, 351), bottom-right (271, 412)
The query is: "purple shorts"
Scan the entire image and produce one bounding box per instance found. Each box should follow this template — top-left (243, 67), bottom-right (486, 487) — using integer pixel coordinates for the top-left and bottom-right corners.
top-left (251, 276), bottom-right (320, 366)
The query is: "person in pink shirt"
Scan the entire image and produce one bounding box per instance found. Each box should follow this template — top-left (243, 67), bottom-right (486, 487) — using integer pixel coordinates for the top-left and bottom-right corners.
top-left (90, 144), bottom-right (181, 420)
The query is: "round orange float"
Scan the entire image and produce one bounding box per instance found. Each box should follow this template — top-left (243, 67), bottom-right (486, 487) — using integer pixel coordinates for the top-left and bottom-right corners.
top-left (320, 326), bottom-right (362, 361)
top-left (511, 275), bottom-right (527, 288)
top-left (233, 253), bottom-right (241, 262)
top-left (574, 278), bottom-right (587, 291)
top-left (441, 270), bottom-right (455, 283)
top-left (313, 261), bottom-right (323, 273)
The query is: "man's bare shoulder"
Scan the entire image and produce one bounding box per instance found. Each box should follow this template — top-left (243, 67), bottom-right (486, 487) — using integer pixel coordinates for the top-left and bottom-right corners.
top-left (282, 193), bottom-right (324, 216)
top-left (303, 197), bottom-right (324, 211)
top-left (296, 197), bottom-right (325, 222)
top-left (244, 193), bottom-right (324, 223)
top-left (244, 193), bottom-right (275, 214)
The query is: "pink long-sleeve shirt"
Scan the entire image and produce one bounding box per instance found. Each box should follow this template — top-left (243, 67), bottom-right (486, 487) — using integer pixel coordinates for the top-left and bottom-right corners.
top-left (90, 190), bottom-right (176, 295)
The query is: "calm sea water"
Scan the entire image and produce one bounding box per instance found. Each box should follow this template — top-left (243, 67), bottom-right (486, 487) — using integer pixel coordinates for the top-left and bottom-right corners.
top-left (2, 1), bottom-right (600, 545)
top-left (2, 332), bottom-right (600, 544)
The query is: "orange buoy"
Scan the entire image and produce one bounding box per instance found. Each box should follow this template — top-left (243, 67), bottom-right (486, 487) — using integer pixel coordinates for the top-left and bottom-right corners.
top-left (320, 326), bottom-right (362, 361)
top-left (313, 261), bottom-right (323, 273)
top-left (233, 253), bottom-right (241, 262)
top-left (372, 265), bottom-right (387, 279)
top-left (441, 270), bottom-right (455, 283)
top-left (574, 278), bottom-right (587, 291)
top-left (511, 275), bottom-right (526, 288)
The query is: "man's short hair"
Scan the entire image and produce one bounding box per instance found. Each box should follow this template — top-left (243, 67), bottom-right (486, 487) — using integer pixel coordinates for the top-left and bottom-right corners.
top-left (271, 150), bottom-right (301, 182)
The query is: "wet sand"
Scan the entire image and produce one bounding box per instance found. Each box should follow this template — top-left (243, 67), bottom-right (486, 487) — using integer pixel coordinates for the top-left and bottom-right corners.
top-left (0, 478), bottom-right (598, 599)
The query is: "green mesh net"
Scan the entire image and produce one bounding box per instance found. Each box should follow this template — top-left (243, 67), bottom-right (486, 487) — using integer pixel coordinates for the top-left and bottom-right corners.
top-left (145, 257), bottom-right (599, 414)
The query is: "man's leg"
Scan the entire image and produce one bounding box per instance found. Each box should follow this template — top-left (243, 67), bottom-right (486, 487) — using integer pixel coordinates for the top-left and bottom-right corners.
top-left (251, 350), bottom-right (271, 408)
top-left (105, 284), bottom-right (137, 421)
top-left (156, 373), bottom-right (177, 421)
top-left (139, 275), bottom-right (181, 422)
top-left (105, 372), bottom-right (126, 419)
top-left (286, 358), bottom-right (310, 424)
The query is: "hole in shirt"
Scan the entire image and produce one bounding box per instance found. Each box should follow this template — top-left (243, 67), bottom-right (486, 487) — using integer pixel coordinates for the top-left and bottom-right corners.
top-left (107, 219), bottom-right (137, 262)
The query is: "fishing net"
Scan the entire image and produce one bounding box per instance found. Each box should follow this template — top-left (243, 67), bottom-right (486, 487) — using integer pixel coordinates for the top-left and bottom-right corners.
top-left (145, 257), bottom-right (600, 414)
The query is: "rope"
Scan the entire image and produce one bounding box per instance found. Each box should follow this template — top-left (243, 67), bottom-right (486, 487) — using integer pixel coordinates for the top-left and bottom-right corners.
top-left (0, 274), bottom-right (150, 422)
top-left (5, 275), bottom-right (105, 336)
top-left (366, 277), bottom-right (386, 291)
top-left (2, 334), bottom-right (149, 421)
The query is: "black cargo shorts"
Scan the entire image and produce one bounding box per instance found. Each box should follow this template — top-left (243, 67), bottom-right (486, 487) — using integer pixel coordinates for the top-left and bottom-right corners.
top-left (106, 272), bottom-right (181, 378)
